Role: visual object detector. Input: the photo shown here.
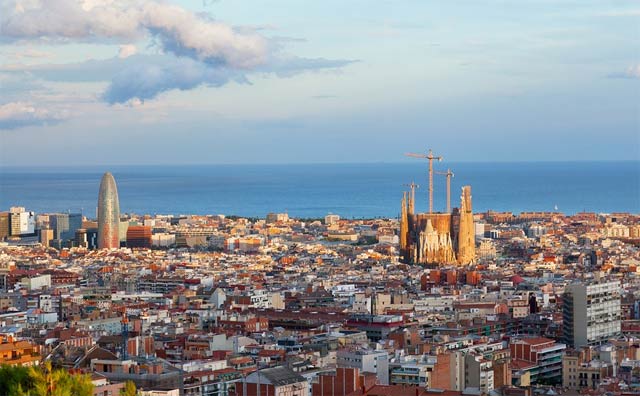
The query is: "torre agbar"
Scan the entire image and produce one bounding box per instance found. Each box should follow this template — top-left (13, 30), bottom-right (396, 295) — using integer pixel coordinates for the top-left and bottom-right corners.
top-left (97, 172), bottom-right (121, 249)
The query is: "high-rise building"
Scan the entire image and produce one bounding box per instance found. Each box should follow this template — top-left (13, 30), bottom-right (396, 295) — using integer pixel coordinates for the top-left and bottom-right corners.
top-left (0, 212), bottom-right (9, 240)
top-left (49, 213), bottom-right (82, 242)
top-left (563, 280), bottom-right (621, 348)
top-left (9, 207), bottom-right (36, 236)
top-left (75, 229), bottom-right (88, 248)
top-left (97, 172), bottom-right (121, 249)
top-left (40, 228), bottom-right (54, 247)
top-left (86, 228), bottom-right (98, 250)
top-left (126, 226), bottom-right (152, 248)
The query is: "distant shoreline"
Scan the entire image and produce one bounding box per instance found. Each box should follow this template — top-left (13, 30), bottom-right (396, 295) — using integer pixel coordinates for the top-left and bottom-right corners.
top-left (1, 159), bottom-right (638, 172)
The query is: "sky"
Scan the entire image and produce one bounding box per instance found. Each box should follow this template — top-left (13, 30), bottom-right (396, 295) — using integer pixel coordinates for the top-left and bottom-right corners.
top-left (0, 0), bottom-right (638, 165)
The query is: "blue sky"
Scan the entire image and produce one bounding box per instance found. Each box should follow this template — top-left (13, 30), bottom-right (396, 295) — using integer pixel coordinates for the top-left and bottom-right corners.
top-left (0, 0), bottom-right (638, 165)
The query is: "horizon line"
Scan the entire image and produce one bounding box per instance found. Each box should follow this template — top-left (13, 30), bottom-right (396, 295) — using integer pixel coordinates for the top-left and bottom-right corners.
top-left (1, 159), bottom-right (639, 169)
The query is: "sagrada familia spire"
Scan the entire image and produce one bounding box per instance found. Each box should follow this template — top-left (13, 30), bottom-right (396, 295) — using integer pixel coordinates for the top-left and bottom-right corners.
top-left (399, 153), bottom-right (475, 266)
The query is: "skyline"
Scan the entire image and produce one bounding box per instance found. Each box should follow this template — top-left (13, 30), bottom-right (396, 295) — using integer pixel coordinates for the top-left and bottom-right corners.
top-left (0, 0), bottom-right (638, 165)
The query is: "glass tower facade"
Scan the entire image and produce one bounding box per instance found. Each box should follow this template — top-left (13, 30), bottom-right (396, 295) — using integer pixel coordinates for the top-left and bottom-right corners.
top-left (97, 172), bottom-right (121, 249)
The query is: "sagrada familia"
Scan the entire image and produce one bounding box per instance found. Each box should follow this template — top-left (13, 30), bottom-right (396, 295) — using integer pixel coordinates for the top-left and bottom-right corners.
top-left (399, 182), bottom-right (475, 266)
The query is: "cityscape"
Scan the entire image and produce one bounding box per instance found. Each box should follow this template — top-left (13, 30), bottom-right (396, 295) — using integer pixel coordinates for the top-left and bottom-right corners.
top-left (0, 0), bottom-right (639, 396)
top-left (0, 152), bottom-right (638, 396)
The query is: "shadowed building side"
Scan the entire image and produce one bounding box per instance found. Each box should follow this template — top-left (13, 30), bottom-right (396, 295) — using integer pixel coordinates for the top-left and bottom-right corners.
top-left (97, 172), bottom-right (121, 249)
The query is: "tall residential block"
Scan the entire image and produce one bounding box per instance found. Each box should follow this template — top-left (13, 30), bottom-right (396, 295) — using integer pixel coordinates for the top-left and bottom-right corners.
top-left (9, 207), bottom-right (36, 236)
top-left (97, 172), bottom-right (121, 249)
top-left (563, 281), bottom-right (621, 348)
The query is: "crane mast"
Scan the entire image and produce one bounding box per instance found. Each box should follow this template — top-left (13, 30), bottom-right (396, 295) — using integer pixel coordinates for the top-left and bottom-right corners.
top-left (405, 149), bottom-right (442, 213)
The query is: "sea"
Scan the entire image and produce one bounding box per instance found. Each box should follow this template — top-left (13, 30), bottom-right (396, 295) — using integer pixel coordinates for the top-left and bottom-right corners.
top-left (0, 162), bottom-right (638, 219)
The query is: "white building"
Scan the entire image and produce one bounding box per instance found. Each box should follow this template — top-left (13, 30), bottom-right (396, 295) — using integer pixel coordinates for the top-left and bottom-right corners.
top-left (21, 274), bottom-right (51, 291)
top-left (337, 348), bottom-right (389, 385)
top-left (9, 207), bottom-right (36, 236)
top-left (603, 224), bottom-right (630, 238)
top-left (152, 233), bottom-right (176, 247)
top-left (325, 214), bottom-right (340, 225)
top-left (389, 353), bottom-right (436, 387)
top-left (563, 281), bottom-right (621, 348)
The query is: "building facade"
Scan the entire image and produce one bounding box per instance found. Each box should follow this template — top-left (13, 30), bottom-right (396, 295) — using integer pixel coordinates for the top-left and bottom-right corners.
top-left (563, 281), bottom-right (622, 348)
top-left (49, 213), bottom-right (82, 242)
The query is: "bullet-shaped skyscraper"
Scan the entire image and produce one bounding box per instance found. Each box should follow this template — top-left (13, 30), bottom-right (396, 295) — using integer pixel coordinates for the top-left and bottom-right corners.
top-left (97, 172), bottom-right (120, 249)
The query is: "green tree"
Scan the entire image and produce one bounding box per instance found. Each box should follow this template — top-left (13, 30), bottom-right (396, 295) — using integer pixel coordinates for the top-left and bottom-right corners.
top-left (0, 365), bottom-right (32, 396)
top-left (120, 380), bottom-right (137, 396)
top-left (25, 361), bottom-right (94, 396)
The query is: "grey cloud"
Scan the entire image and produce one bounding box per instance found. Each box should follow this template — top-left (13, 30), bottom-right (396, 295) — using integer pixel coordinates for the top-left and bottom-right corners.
top-left (104, 55), bottom-right (355, 103)
top-left (5, 54), bottom-right (356, 104)
top-left (102, 57), bottom-right (246, 104)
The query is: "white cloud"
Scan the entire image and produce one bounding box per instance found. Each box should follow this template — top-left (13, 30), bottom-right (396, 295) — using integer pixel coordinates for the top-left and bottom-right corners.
top-left (609, 64), bottom-right (640, 79)
top-left (625, 64), bottom-right (640, 79)
top-left (118, 44), bottom-right (137, 59)
top-left (0, 101), bottom-right (68, 129)
top-left (0, 1), bottom-right (355, 107)
top-left (1, 0), bottom-right (268, 68)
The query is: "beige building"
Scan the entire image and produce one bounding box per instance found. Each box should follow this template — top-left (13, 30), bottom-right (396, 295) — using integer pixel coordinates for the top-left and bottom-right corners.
top-left (562, 348), bottom-right (614, 391)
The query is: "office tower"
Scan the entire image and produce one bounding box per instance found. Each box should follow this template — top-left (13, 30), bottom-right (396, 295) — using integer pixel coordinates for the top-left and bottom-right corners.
top-left (9, 207), bottom-right (36, 236)
top-left (456, 186), bottom-right (475, 265)
top-left (126, 226), bottom-right (152, 248)
top-left (563, 280), bottom-right (621, 348)
top-left (75, 229), bottom-right (88, 248)
top-left (97, 172), bottom-right (121, 249)
top-left (40, 228), bottom-right (54, 247)
top-left (86, 229), bottom-right (98, 250)
top-left (49, 213), bottom-right (82, 242)
top-left (0, 212), bottom-right (9, 240)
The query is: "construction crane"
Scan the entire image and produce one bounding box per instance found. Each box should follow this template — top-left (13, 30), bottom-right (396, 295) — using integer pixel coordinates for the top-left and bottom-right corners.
top-left (435, 169), bottom-right (454, 213)
top-left (405, 149), bottom-right (442, 213)
top-left (402, 182), bottom-right (419, 214)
